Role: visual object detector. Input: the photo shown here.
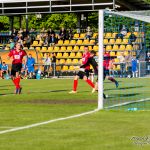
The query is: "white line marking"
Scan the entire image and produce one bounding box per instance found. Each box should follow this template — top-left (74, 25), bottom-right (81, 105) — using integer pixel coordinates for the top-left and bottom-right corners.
top-left (0, 127), bottom-right (18, 129)
top-left (105, 97), bottom-right (150, 109)
top-left (0, 109), bottom-right (98, 135)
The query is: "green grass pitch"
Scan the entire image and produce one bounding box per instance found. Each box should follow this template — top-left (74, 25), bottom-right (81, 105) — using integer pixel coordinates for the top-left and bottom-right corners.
top-left (0, 78), bottom-right (150, 150)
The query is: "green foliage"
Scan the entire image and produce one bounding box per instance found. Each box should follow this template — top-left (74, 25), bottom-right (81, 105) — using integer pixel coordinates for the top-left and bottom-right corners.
top-left (0, 16), bottom-right (9, 30)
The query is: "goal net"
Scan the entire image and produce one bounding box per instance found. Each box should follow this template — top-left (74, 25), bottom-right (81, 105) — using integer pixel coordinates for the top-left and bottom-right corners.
top-left (98, 10), bottom-right (150, 111)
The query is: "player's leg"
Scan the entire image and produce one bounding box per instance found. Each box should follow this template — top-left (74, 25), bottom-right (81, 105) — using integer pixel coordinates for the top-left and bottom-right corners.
top-left (69, 75), bottom-right (79, 93)
top-left (107, 76), bottom-right (119, 88)
top-left (83, 72), bottom-right (95, 89)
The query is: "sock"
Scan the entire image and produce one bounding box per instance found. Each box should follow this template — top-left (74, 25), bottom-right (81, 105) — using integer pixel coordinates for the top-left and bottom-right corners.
top-left (73, 80), bottom-right (78, 91)
top-left (86, 79), bottom-right (95, 88)
top-left (13, 77), bottom-right (21, 89)
top-left (108, 77), bottom-right (116, 83)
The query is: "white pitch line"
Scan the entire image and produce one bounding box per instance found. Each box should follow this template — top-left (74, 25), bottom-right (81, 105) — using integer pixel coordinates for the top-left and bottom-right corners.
top-left (0, 109), bottom-right (98, 135)
top-left (0, 127), bottom-right (18, 129)
top-left (105, 97), bottom-right (150, 109)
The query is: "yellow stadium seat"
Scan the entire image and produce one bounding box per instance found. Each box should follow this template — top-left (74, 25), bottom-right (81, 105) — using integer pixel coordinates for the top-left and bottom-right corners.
top-left (124, 51), bottom-right (128, 56)
top-left (92, 33), bottom-right (98, 38)
top-left (119, 45), bottom-right (126, 51)
top-left (56, 65), bottom-right (61, 71)
top-left (88, 46), bottom-right (92, 51)
top-left (90, 40), bottom-right (95, 44)
top-left (60, 46), bottom-right (66, 51)
top-left (48, 47), bottom-right (53, 51)
top-left (115, 39), bottom-right (122, 44)
top-left (32, 41), bottom-right (38, 46)
top-left (41, 47), bottom-right (47, 51)
top-left (72, 59), bottom-right (79, 64)
top-left (114, 58), bottom-right (120, 63)
top-left (63, 40), bottom-right (69, 45)
top-left (80, 46), bottom-right (84, 51)
top-left (109, 39), bottom-right (115, 44)
top-left (80, 33), bottom-right (86, 38)
top-left (116, 52), bottom-right (121, 56)
top-left (133, 32), bottom-right (139, 36)
top-left (104, 39), bottom-right (108, 44)
top-left (57, 40), bottom-right (63, 45)
top-left (110, 51), bottom-right (116, 56)
top-left (57, 52), bottom-right (62, 58)
top-left (116, 65), bottom-right (121, 70)
top-left (112, 45), bottom-right (119, 51)
top-left (62, 66), bottom-right (69, 71)
top-left (36, 47), bottom-right (41, 51)
top-left (66, 59), bottom-right (72, 64)
top-left (135, 38), bottom-right (142, 43)
top-left (122, 39), bottom-right (128, 44)
top-left (93, 45), bottom-right (98, 51)
top-left (112, 32), bottom-right (117, 38)
top-left (38, 41), bottom-right (44, 46)
top-left (66, 46), bottom-right (72, 51)
top-left (70, 40), bottom-right (76, 45)
top-left (105, 32), bottom-right (112, 38)
top-left (126, 45), bottom-right (133, 51)
top-left (69, 65), bottom-right (74, 71)
top-left (63, 52), bottom-right (69, 57)
top-left (76, 52), bottom-right (82, 58)
top-left (73, 33), bottom-right (79, 38)
top-left (83, 39), bottom-right (89, 45)
top-left (106, 45), bottom-right (112, 51)
top-left (56, 59), bottom-right (59, 64)
top-left (69, 52), bottom-right (75, 57)
top-left (124, 32), bottom-right (131, 38)
top-left (59, 59), bottom-right (65, 64)
top-left (76, 40), bottom-right (83, 45)
top-left (73, 46), bottom-right (79, 51)
top-left (54, 46), bottom-right (60, 51)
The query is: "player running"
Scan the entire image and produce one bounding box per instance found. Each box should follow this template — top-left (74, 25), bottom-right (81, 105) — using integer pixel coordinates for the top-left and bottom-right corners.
top-left (8, 42), bottom-right (27, 94)
top-left (69, 46), bottom-right (95, 93)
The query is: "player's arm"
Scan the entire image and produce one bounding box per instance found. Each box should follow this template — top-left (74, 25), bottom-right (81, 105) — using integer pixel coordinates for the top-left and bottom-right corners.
top-left (80, 57), bottom-right (91, 68)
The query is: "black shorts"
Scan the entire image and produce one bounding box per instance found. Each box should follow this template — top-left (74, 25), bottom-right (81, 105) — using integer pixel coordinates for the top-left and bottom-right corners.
top-left (77, 70), bottom-right (90, 79)
top-left (11, 63), bottom-right (22, 76)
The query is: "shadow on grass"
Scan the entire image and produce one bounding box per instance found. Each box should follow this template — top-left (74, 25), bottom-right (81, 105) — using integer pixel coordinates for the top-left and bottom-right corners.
top-left (111, 93), bottom-right (140, 98)
top-left (105, 85), bottom-right (144, 91)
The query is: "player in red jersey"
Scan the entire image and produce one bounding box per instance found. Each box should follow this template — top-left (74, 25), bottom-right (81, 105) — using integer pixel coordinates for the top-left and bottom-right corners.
top-left (69, 46), bottom-right (95, 93)
top-left (8, 42), bottom-right (27, 94)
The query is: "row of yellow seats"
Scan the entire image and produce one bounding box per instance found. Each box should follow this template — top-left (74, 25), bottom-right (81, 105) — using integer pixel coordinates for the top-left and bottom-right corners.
top-left (106, 44), bottom-right (134, 51)
top-left (73, 33), bottom-right (98, 39)
top-left (57, 39), bottom-right (95, 45)
top-left (110, 51), bottom-right (136, 57)
top-left (37, 45), bottom-right (99, 51)
top-left (104, 32), bottom-right (140, 38)
top-left (56, 59), bottom-right (81, 64)
top-left (56, 52), bottom-right (82, 58)
top-left (31, 40), bottom-right (44, 46)
top-left (62, 65), bottom-right (80, 71)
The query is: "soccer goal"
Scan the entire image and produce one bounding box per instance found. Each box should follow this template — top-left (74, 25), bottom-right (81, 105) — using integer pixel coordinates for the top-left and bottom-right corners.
top-left (98, 10), bottom-right (150, 111)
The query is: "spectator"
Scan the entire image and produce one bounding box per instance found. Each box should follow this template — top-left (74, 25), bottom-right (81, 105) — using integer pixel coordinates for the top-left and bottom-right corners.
top-left (128, 32), bottom-right (137, 45)
top-left (25, 35), bottom-right (32, 49)
top-left (131, 56), bottom-right (138, 78)
top-left (9, 38), bottom-right (15, 50)
top-left (146, 52), bottom-right (150, 73)
top-left (116, 25), bottom-right (128, 40)
top-left (12, 28), bottom-right (18, 37)
top-left (49, 33), bottom-right (57, 45)
top-left (0, 62), bottom-right (9, 79)
top-left (26, 54), bottom-right (35, 78)
top-left (47, 28), bottom-right (55, 36)
top-left (134, 20), bottom-right (140, 32)
top-left (43, 33), bottom-right (50, 46)
top-left (59, 27), bottom-right (67, 40)
top-left (85, 26), bottom-right (92, 40)
top-left (108, 58), bottom-right (115, 77)
top-left (43, 53), bottom-right (51, 77)
top-left (67, 28), bottom-right (73, 40)
top-left (51, 53), bottom-right (56, 76)
top-left (118, 52), bottom-right (126, 77)
top-left (125, 51), bottom-right (132, 78)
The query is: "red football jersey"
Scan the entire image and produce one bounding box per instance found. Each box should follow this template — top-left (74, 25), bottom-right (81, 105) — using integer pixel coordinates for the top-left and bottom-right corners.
top-left (103, 52), bottom-right (110, 70)
top-left (82, 52), bottom-right (90, 70)
top-left (8, 49), bottom-right (27, 64)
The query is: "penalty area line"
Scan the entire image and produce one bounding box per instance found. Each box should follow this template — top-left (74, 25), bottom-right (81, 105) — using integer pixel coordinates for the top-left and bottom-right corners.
top-left (0, 109), bottom-right (98, 135)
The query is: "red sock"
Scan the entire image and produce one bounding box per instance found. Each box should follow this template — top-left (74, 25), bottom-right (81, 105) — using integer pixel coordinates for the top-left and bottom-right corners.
top-left (108, 77), bottom-right (116, 83)
top-left (86, 79), bottom-right (95, 88)
top-left (73, 80), bottom-right (78, 91)
top-left (13, 77), bottom-right (21, 89)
